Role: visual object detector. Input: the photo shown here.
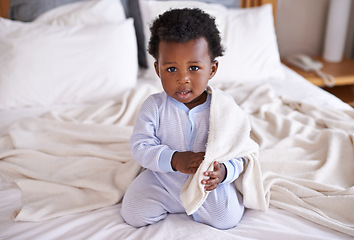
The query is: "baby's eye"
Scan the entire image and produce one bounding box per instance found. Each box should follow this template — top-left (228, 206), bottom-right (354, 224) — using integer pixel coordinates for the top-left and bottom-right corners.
top-left (167, 67), bottom-right (177, 72)
top-left (189, 66), bottom-right (199, 71)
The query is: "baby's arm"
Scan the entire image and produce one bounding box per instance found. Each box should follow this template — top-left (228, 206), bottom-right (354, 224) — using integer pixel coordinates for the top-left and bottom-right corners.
top-left (130, 96), bottom-right (176, 172)
top-left (202, 158), bottom-right (244, 191)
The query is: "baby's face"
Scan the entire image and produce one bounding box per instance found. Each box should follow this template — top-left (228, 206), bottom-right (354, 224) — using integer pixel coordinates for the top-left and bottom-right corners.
top-left (154, 37), bottom-right (218, 109)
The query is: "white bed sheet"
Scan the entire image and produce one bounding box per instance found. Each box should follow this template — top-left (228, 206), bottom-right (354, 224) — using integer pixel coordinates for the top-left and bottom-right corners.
top-left (0, 66), bottom-right (352, 240)
top-left (1, 181), bottom-right (352, 240)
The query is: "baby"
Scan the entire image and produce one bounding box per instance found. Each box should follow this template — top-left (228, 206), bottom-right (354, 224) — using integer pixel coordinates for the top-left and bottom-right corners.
top-left (121, 8), bottom-right (245, 230)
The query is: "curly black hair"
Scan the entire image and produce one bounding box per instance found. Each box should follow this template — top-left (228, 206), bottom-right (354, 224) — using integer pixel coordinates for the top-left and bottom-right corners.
top-left (148, 8), bottom-right (224, 61)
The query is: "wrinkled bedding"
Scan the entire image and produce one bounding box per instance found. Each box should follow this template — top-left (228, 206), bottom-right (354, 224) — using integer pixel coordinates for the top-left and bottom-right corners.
top-left (1, 79), bottom-right (353, 237)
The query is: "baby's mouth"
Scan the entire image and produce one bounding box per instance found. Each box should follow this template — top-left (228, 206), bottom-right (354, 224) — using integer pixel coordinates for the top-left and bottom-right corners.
top-left (176, 90), bottom-right (191, 99)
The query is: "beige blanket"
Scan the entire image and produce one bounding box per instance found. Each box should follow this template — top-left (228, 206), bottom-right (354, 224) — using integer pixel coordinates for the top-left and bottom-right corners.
top-left (232, 84), bottom-right (354, 236)
top-left (180, 86), bottom-right (265, 215)
top-left (0, 84), bottom-right (159, 221)
top-left (0, 83), bottom-right (353, 237)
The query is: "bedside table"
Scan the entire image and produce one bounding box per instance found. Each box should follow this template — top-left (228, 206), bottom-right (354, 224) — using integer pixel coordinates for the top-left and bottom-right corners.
top-left (282, 57), bottom-right (354, 107)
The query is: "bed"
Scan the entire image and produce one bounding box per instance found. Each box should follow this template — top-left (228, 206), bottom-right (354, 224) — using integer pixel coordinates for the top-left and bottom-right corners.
top-left (0, 0), bottom-right (353, 239)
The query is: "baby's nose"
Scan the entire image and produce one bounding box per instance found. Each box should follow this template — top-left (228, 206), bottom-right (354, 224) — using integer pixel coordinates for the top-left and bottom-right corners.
top-left (177, 71), bottom-right (191, 84)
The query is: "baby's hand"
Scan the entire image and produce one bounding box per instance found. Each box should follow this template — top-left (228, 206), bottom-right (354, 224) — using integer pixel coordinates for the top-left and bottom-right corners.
top-left (171, 151), bottom-right (205, 174)
top-left (201, 161), bottom-right (226, 191)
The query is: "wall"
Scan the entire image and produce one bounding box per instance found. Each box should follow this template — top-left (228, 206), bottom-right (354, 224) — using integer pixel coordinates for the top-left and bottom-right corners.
top-left (276, 0), bottom-right (354, 60)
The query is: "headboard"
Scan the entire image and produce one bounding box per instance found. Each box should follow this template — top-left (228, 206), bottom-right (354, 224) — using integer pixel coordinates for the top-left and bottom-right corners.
top-left (0, 0), bottom-right (10, 18)
top-left (0, 0), bottom-right (277, 22)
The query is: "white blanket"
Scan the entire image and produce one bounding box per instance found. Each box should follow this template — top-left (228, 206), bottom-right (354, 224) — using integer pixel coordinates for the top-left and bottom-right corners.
top-left (0, 84), bottom-right (159, 221)
top-left (0, 83), bottom-right (353, 237)
top-left (232, 84), bottom-right (354, 236)
top-left (180, 86), bottom-right (265, 215)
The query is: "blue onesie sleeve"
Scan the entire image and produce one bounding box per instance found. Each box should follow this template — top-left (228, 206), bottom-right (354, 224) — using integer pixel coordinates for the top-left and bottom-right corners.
top-left (130, 94), bottom-right (175, 172)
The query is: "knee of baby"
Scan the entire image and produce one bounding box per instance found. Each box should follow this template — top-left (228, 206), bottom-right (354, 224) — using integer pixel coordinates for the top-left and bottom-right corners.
top-left (120, 199), bottom-right (168, 228)
top-left (197, 206), bottom-right (244, 230)
top-left (213, 213), bottom-right (243, 230)
top-left (202, 213), bottom-right (242, 230)
top-left (120, 203), bottom-right (148, 228)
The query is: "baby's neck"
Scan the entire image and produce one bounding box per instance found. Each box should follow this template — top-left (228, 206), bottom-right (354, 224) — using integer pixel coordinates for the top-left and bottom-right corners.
top-left (184, 91), bottom-right (207, 110)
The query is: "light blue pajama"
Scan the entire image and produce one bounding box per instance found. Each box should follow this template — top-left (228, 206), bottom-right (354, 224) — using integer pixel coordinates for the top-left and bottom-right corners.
top-left (121, 91), bottom-right (245, 229)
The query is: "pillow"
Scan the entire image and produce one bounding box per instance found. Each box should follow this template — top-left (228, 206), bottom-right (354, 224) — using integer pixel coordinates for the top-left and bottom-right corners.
top-left (139, 1), bottom-right (284, 84)
top-left (34, 0), bottom-right (148, 69)
top-left (34, 0), bottom-right (126, 25)
top-left (122, 0), bottom-right (148, 68)
top-left (0, 18), bottom-right (138, 109)
top-left (141, 0), bottom-right (240, 8)
top-left (214, 5), bottom-right (284, 83)
top-left (9, 0), bottom-right (148, 68)
top-left (9, 0), bottom-right (87, 22)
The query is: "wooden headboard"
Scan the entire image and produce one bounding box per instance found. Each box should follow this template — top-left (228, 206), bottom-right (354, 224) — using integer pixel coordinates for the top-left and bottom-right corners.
top-left (0, 0), bottom-right (10, 18)
top-left (0, 0), bottom-right (277, 21)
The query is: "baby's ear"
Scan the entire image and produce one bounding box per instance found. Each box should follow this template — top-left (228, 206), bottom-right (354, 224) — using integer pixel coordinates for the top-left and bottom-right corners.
top-left (209, 60), bottom-right (219, 79)
top-left (154, 61), bottom-right (160, 78)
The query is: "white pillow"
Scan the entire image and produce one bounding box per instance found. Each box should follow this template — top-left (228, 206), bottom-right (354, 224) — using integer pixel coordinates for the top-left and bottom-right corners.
top-left (214, 4), bottom-right (284, 83)
top-left (0, 18), bottom-right (138, 109)
top-left (139, 1), bottom-right (284, 84)
top-left (34, 0), bottom-right (126, 25)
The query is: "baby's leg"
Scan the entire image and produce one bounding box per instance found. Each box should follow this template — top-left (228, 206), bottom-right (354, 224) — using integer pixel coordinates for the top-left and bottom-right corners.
top-left (193, 183), bottom-right (244, 230)
top-left (121, 170), bottom-right (184, 227)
